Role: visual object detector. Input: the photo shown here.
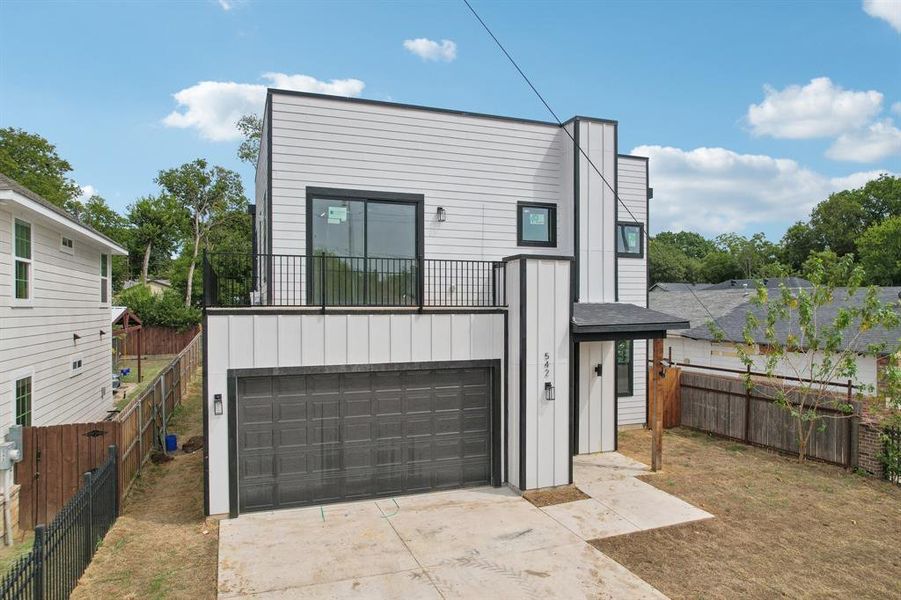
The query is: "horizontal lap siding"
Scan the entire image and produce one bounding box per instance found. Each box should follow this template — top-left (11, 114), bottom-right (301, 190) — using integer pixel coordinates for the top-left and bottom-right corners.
top-left (267, 94), bottom-right (570, 262)
top-left (205, 311), bottom-right (506, 515)
top-left (616, 157), bottom-right (649, 425)
top-left (0, 207), bottom-right (114, 437)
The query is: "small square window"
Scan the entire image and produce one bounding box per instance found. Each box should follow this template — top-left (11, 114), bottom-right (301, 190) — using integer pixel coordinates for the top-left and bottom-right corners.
top-left (61, 236), bottom-right (74, 254)
top-left (617, 222), bottom-right (644, 258)
top-left (70, 355), bottom-right (84, 377)
top-left (15, 376), bottom-right (32, 426)
top-left (517, 202), bottom-right (556, 247)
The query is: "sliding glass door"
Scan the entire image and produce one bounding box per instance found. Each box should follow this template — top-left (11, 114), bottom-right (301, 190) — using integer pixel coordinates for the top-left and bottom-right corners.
top-left (310, 196), bottom-right (418, 305)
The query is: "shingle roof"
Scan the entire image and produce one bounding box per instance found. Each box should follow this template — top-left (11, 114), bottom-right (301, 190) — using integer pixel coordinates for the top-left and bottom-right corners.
top-left (572, 302), bottom-right (690, 335)
top-left (704, 277), bottom-right (812, 290)
top-left (681, 287), bottom-right (901, 354)
top-left (649, 289), bottom-right (752, 330)
top-left (648, 282), bottom-right (712, 292)
top-left (0, 172), bottom-right (125, 250)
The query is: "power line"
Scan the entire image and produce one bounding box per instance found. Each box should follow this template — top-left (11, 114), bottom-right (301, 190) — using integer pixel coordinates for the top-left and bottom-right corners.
top-left (461, 0), bottom-right (722, 328)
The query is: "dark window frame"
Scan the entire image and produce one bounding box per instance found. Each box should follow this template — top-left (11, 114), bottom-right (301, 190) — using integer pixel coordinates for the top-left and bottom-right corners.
top-left (615, 340), bottom-right (633, 397)
top-left (517, 201), bottom-right (557, 248)
top-left (616, 221), bottom-right (644, 258)
top-left (305, 187), bottom-right (425, 305)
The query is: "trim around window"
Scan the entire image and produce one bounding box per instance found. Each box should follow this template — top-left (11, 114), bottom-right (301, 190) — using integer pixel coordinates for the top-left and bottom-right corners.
top-left (12, 217), bottom-right (33, 306)
top-left (616, 221), bottom-right (644, 258)
top-left (60, 235), bottom-right (75, 254)
top-left (615, 340), bottom-right (633, 397)
top-left (517, 201), bottom-right (557, 248)
top-left (12, 368), bottom-right (34, 427)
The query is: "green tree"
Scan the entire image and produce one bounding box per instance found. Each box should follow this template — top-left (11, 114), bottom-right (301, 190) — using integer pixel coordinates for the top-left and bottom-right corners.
top-left (236, 114), bottom-right (263, 166)
top-left (780, 221), bottom-right (819, 273)
top-left (653, 231), bottom-right (715, 260)
top-left (156, 159), bottom-right (247, 306)
top-left (701, 250), bottom-right (743, 283)
top-left (78, 194), bottom-right (131, 291)
top-left (738, 255), bottom-right (901, 461)
top-left (648, 238), bottom-right (704, 284)
top-left (0, 127), bottom-right (81, 210)
top-left (808, 190), bottom-right (868, 257)
top-left (114, 284), bottom-right (200, 330)
top-left (126, 195), bottom-right (183, 284)
top-left (858, 216), bottom-right (901, 285)
top-left (854, 174), bottom-right (901, 227)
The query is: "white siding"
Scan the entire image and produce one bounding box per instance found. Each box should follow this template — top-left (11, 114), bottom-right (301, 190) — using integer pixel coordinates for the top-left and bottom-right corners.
top-left (205, 310), bottom-right (505, 515)
top-left (616, 155), bottom-right (649, 426)
top-left (0, 206), bottom-right (114, 437)
top-left (578, 341), bottom-right (616, 453)
top-left (577, 119), bottom-right (617, 304)
top-left (265, 94), bottom-right (571, 263)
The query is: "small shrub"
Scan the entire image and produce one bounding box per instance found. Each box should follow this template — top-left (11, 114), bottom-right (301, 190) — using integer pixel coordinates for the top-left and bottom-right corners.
top-left (115, 285), bottom-right (200, 330)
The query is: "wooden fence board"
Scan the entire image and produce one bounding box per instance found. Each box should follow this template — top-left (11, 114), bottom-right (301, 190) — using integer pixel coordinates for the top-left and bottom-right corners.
top-left (14, 333), bottom-right (202, 531)
top-left (122, 325), bottom-right (200, 356)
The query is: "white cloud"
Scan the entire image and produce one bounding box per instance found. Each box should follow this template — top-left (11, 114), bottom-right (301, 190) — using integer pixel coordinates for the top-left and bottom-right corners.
top-left (78, 184), bottom-right (97, 201)
top-left (826, 119), bottom-right (901, 162)
top-left (162, 73), bottom-right (365, 141)
top-left (746, 77), bottom-right (883, 139)
top-left (863, 0), bottom-right (901, 33)
top-left (403, 38), bottom-right (457, 62)
top-left (633, 144), bottom-right (898, 235)
top-left (218, 0), bottom-right (232, 10)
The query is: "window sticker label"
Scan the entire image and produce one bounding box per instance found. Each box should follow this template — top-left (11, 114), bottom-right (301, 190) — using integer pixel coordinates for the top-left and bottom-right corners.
top-left (529, 213), bottom-right (545, 225)
top-left (627, 230), bottom-right (638, 248)
top-left (327, 206), bottom-right (348, 224)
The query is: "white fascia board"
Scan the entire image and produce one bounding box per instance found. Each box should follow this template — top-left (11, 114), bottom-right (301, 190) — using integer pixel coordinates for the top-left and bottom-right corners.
top-left (0, 189), bottom-right (128, 255)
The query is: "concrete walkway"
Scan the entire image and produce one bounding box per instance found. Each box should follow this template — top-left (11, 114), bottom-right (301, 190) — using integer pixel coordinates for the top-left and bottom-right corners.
top-left (218, 453), bottom-right (711, 599)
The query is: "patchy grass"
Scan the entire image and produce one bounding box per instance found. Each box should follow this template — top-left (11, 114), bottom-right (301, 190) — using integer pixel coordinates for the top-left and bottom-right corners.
top-left (592, 428), bottom-right (901, 600)
top-left (523, 484), bottom-right (590, 508)
top-left (114, 355), bottom-right (175, 410)
top-left (73, 370), bottom-right (218, 600)
top-left (0, 531), bottom-right (34, 574)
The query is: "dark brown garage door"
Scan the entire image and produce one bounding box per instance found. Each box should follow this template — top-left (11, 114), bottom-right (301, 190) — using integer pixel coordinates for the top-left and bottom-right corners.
top-left (236, 366), bottom-right (493, 513)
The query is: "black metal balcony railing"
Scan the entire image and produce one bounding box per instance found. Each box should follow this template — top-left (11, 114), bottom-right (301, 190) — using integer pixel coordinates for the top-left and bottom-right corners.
top-left (203, 253), bottom-right (507, 309)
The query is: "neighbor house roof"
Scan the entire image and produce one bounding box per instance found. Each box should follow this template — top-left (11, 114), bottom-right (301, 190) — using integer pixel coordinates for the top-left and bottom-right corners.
top-left (123, 278), bottom-right (172, 290)
top-left (704, 277), bottom-right (812, 290)
top-left (680, 287), bottom-right (901, 355)
top-left (649, 289), bottom-right (752, 331)
top-left (648, 282), bottom-right (712, 293)
top-left (0, 173), bottom-right (127, 254)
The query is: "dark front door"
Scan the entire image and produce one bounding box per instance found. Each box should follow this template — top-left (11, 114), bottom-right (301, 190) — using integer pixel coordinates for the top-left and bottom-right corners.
top-left (235, 366), bottom-right (493, 513)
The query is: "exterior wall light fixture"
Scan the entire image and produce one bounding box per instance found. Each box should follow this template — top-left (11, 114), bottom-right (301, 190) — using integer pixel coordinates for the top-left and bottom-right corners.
top-left (436, 206), bottom-right (447, 222)
top-left (544, 381), bottom-right (555, 402)
top-left (213, 394), bottom-right (224, 416)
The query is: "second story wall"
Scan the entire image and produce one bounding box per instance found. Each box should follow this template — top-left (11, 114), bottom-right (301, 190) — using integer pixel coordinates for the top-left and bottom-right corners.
top-left (616, 155), bottom-right (648, 307)
top-left (265, 92), bottom-right (572, 262)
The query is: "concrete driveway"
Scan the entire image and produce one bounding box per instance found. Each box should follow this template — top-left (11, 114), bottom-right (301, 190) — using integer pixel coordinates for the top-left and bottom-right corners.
top-left (218, 454), bottom-right (710, 598)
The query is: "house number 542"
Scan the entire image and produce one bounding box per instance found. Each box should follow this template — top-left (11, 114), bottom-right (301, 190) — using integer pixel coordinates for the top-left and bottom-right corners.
top-left (544, 352), bottom-right (550, 378)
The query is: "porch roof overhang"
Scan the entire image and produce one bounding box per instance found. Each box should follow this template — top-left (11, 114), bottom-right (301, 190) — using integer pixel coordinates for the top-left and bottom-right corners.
top-left (571, 302), bottom-right (690, 342)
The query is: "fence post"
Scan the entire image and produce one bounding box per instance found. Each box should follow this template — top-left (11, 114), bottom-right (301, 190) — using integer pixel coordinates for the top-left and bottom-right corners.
top-left (33, 524), bottom-right (44, 600)
top-left (137, 398), bottom-right (143, 476)
top-left (320, 255), bottom-right (326, 313)
top-left (84, 470), bottom-right (94, 559)
top-left (160, 371), bottom-right (167, 446)
top-left (108, 445), bottom-right (119, 517)
top-left (744, 364), bottom-right (752, 443)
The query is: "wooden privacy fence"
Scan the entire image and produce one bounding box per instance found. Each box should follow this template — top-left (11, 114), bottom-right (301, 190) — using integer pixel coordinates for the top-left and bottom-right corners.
top-left (679, 370), bottom-right (858, 467)
top-left (15, 332), bottom-right (202, 531)
top-left (121, 325), bottom-right (200, 356)
top-left (649, 365), bottom-right (681, 429)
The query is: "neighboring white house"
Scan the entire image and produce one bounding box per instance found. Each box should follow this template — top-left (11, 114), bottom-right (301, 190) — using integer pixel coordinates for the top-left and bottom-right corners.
top-left (650, 286), bottom-right (901, 395)
top-left (0, 173), bottom-right (128, 439)
top-left (122, 278), bottom-right (172, 296)
top-left (201, 90), bottom-right (688, 517)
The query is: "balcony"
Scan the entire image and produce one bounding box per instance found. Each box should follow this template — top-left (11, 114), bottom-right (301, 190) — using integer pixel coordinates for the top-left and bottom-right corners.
top-left (203, 253), bottom-right (507, 309)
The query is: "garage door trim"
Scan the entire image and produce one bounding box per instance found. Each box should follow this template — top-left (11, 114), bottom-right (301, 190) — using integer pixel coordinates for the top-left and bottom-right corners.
top-left (226, 359), bottom-right (502, 518)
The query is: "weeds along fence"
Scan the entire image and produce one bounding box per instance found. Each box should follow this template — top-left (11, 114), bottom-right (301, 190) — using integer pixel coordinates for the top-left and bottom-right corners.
top-left (1, 446), bottom-right (118, 600)
top-left (884, 427), bottom-right (901, 484)
top-left (15, 333), bottom-right (202, 532)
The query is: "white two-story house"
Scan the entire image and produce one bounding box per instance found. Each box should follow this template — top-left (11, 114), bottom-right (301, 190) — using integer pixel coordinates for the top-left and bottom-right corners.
top-left (202, 90), bottom-right (688, 517)
top-left (1, 174), bottom-right (128, 437)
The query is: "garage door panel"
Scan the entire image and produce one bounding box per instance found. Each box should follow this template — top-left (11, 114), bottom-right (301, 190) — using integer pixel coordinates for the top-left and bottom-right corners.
top-left (237, 366), bottom-right (493, 513)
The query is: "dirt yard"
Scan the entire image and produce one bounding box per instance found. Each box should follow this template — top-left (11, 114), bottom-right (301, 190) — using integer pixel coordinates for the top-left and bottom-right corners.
top-left (594, 428), bottom-right (901, 600)
top-left (72, 371), bottom-right (218, 600)
top-left (115, 355), bottom-right (175, 409)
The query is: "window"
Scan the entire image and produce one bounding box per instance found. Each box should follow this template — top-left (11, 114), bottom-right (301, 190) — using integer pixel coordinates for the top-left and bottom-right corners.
top-left (616, 340), bottom-right (633, 397)
top-left (60, 235), bottom-right (74, 254)
top-left (308, 190), bottom-right (421, 305)
top-left (517, 202), bottom-right (556, 247)
top-left (100, 254), bottom-right (109, 303)
top-left (70, 355), bottom-right (84, 377)
top-left (616, 222), bottom-right (644, 258)
top-left (13, 219), bottom-right (32, 301)
top-left (15, 376), bottom-right (32, 426)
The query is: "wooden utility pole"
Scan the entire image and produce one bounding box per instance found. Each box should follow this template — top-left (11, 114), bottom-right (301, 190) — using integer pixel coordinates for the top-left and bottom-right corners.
top-left (652, 337), bottom-right (664, 471)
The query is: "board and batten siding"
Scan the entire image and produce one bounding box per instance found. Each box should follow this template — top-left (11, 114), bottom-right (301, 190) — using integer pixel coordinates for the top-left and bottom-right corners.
top-left (616, 155), bottom-right (649, 426)
top-left (505, 257), bottom-right (570, 490)
top-left (0, 206), bottom-right (114, 438)
top-left (266, 93), bottom-right (572, 262)
top-left (205, 310), bottom-right (505, 516)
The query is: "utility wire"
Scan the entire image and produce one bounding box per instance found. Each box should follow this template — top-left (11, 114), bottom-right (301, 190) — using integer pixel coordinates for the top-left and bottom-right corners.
top-left (462, 0), bottom-right (723, 329)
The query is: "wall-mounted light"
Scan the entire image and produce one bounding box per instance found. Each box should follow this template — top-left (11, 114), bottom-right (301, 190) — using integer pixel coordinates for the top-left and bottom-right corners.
top-left (213, 394), bottom-right (224, 416)
top-left (436, 206), bottom-right (447, 222)
top-left (73, 333), bottom-right (81, 343)
top-left (544, 381), bottom-right (555, 402)
top-left (100, 330), bottom-right (107, 338)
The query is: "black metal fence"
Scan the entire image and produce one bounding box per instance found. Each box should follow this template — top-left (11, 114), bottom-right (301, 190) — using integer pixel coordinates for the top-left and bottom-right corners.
top-left (1, 445), bottom-right (118, 600)
top-left (203, 252), bottom-right (507, 309)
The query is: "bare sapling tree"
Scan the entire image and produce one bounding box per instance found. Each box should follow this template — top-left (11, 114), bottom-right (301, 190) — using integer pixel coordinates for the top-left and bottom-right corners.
top-left (736, 255), bottom-right (901, 462)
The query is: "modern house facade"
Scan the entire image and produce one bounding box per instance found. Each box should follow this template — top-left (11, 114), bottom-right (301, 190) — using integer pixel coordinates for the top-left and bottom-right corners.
top-left (0, 173), bottom-right (128, 438)
top-left (202, 90), bottom-right (687, 517)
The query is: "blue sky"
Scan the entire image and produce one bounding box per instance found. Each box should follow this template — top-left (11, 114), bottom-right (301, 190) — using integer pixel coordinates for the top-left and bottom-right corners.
top-left (1, 0), bottom-right (899, 239)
